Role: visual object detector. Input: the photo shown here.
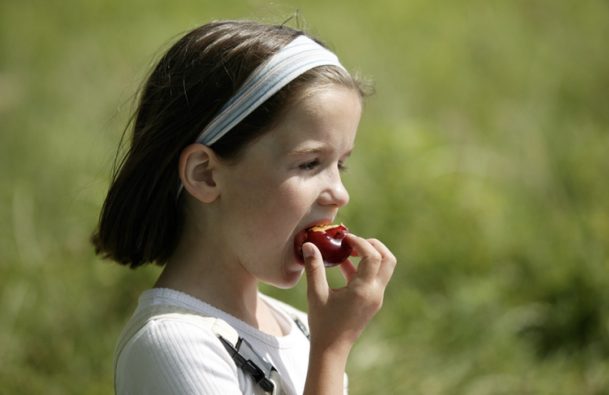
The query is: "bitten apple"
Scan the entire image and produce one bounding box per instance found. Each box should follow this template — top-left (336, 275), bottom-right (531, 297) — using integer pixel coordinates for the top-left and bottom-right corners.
top-left (295, 224), bottom-right (353, 266)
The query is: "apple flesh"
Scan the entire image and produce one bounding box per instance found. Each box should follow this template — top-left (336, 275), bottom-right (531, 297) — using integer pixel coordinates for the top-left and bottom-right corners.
top-left (296, 224), bottom-right (353, 267)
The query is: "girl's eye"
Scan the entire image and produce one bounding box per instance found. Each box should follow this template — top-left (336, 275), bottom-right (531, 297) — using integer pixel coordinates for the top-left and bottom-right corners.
top-left (299, 159), bottom-right (320, 171)
top-left (338, 160), bottom-right (348, 172)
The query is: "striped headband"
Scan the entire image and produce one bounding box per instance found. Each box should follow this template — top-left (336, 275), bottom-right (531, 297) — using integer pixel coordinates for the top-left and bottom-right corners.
top-left (194, 35), bottom-right (346, 146)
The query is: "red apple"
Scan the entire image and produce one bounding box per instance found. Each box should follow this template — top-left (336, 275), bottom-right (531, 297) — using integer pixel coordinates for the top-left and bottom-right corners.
top-left (296, 224), bottom-right (353, 267)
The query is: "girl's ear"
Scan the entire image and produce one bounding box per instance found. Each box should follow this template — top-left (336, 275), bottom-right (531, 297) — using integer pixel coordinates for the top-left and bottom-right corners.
top-left (179, 144), bottom-right (221, 203)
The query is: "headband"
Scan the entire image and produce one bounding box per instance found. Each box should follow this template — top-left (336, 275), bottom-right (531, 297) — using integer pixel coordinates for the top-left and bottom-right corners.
top-left (194, 35), bottom-right (346, 146)
top-left (178, 35), bottom-right (346, 198)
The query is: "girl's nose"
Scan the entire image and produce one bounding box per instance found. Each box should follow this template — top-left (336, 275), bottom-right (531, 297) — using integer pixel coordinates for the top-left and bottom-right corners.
top-left (318, 171), bottom-right (350, 208)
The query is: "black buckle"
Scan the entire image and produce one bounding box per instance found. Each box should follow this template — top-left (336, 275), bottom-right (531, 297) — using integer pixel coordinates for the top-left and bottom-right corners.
top-left (218, 336), bottom-right (276, 392)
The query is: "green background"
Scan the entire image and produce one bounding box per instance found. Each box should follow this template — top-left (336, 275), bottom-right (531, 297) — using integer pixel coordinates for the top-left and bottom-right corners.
top-left (2, 0), bottom-right (608, 393)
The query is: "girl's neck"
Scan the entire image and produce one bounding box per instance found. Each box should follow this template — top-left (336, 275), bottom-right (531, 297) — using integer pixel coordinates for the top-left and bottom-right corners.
top-left (154, 205), bottom-right (286, 336)
top-left (154, 248), bottom-right (285, 336)
top-left (155, 255), bottom-right (258, 321)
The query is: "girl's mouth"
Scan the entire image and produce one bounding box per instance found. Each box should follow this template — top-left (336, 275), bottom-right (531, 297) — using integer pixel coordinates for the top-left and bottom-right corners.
top-left (293, 228), bottom-right (309, 264)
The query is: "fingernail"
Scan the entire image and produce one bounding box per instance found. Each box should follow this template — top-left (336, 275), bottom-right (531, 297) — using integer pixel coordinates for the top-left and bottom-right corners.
top-left (302, 243), bottom-right (314, 259)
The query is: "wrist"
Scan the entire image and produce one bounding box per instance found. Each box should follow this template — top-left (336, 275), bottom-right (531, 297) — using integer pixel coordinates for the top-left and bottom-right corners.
top-left (304, 341), bottom-right (351, 395)
top-left (310, 337), bottom-right (353, 360)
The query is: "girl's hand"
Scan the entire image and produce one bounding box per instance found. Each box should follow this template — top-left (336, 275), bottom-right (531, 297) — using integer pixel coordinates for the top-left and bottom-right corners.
top-left (302, 234), bottom-right (397, 353)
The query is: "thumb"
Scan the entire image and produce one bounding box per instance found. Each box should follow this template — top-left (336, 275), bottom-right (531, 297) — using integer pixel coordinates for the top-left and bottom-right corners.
top-left (302, 242), bottom-right (329, 302)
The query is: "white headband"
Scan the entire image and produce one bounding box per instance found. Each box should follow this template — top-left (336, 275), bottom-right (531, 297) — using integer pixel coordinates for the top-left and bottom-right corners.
top-left (178, 35), bottom-right (346, 197)
top-left (194, 35), bottom-right (346, 146)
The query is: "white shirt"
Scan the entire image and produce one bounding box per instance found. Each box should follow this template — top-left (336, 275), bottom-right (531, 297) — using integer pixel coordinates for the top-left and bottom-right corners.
top-left (115, 288), bottom-right (346, 394)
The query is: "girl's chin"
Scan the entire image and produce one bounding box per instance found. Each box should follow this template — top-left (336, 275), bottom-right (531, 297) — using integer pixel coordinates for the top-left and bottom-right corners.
top-left (271, 265), bottom-right (304, 289)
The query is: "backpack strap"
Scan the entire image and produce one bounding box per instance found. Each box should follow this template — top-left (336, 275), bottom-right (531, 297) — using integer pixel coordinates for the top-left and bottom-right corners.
top-left (114, 304), bottom-right (283, 394)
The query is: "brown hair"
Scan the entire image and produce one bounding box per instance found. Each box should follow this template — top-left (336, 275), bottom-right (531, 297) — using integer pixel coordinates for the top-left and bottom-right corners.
top-left (91, 20), bottom-right (369, 268)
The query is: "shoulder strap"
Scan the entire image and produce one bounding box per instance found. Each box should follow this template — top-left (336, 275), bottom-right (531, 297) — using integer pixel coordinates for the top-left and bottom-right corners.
top-left (114, 304), bottom-right (283, 395)
top-left (115, 304), bottom-right (238, 360)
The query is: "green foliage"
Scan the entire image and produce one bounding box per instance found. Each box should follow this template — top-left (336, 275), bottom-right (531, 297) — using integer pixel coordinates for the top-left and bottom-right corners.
top-left (2, 0), bottom-right (608, 393)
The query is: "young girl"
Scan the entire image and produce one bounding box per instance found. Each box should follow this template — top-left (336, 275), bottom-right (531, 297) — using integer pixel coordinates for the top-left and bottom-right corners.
top-left (93, 20), bottom-right (396, 394)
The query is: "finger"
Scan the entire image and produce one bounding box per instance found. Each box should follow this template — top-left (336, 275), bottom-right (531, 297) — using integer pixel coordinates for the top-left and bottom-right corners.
top-left (339, 259), bottom-right (357, 283)
top-left (345, 234), bottom-right (382, 281)
top-left (302, 242), bottom-right (329, 301)
top-left (367, 238), bottom-right (397, 286)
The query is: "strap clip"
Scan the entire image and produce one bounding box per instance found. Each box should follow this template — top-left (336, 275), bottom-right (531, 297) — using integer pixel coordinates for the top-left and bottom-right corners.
top-left (218, 335), bottom-right (278, 393)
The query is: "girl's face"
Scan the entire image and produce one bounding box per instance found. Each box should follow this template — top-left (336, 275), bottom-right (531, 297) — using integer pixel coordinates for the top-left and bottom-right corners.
top-left (214, 85), bottom-right (362, 288)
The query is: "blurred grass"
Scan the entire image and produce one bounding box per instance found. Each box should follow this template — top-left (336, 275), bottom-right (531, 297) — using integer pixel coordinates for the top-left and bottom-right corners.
top-left (2, 0), bottom-right (609, 394)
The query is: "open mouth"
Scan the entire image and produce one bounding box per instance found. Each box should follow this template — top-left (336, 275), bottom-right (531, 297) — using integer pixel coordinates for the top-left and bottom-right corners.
top-left (293, 227), bottom-right (311, 264)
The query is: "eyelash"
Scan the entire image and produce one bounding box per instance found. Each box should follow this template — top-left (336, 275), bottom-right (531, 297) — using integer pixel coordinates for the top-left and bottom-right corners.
top-left (299, 159), bottom-right (320, 171)
top-left (298, 159), bottom-right (348, 172)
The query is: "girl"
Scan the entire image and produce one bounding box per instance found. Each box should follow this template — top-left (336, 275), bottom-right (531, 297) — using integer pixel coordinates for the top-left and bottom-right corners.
top-left (93, 20), bottom-right (396, 394)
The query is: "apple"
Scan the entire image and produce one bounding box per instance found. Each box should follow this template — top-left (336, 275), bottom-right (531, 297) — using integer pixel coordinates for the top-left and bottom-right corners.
top-left (296, 224), bottom-right (353, 267)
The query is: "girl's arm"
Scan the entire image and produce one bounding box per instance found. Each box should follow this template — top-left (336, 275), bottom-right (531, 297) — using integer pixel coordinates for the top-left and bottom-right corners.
top-left (302, 234), bottom-right (397, 394)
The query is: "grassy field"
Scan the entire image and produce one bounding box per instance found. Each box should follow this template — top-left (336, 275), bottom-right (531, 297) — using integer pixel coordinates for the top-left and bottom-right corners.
top-left (2, 0), bottom-right (608, 394)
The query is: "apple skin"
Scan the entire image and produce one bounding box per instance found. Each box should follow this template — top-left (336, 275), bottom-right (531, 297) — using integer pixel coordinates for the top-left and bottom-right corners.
top-left (297, 224), bottom-right (353, 267)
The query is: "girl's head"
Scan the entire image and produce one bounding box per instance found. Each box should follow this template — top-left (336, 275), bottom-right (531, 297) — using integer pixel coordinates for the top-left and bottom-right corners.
top-left (92, 20), bottom-right (369, 269)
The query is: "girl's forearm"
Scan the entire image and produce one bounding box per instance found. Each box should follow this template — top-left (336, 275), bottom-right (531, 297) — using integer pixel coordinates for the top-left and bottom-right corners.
top-left (303, 342), bottom-right (351, 395)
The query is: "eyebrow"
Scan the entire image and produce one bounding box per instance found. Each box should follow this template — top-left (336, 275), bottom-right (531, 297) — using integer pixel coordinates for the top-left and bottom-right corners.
top-left (287, 145), bottom-right (354, 157)
top-left (287, 146), bottom-right (328, 156)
